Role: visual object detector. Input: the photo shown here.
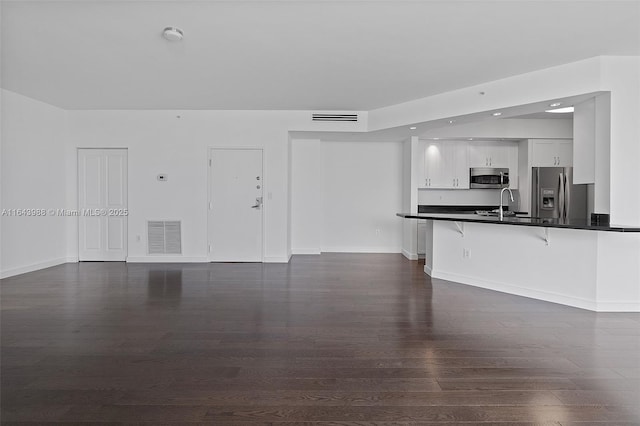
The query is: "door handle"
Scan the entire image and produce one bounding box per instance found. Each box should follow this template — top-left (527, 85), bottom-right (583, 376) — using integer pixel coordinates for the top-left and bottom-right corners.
top-left (558, 173), bottom-right (565, 219)
top-left (564, 173), bottom-right (570, 220)
top-left (251, 197), bottom-right (263, 209)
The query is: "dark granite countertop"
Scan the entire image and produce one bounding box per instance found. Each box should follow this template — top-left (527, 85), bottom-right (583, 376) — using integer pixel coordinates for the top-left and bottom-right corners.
top-left (397, 212), bottom-right (640, 233)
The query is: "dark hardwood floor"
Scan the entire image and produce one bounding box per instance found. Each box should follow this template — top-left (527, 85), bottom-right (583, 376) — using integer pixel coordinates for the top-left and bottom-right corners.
top-left (1, 254), bottom-right (639, 424)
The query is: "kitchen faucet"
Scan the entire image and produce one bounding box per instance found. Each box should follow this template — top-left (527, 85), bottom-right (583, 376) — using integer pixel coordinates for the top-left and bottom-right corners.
top-left (499, 187), bottom-right (514, 220)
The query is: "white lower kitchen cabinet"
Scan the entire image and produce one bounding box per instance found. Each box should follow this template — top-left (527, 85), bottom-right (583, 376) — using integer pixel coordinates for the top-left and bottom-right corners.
top-left (421, 140), bottom-right (468, 189)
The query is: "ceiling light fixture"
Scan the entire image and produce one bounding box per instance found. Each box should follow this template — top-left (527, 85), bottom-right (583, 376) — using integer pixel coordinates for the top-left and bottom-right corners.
top-left (163, 27), bottom-right (184, 42)
top-left (448, 120), bottom-right (455, 124)
top-left (492, 112), bottom-right (502, 116)
top-left (409, 126), bottom-right (417, 130)
top-left (545, 106), bottom-right (575, 113)
top-left (549, 102), bottom-right (562, 107)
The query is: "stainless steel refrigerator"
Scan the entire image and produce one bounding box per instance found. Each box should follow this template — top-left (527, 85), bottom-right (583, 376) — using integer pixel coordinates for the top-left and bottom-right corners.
top-left (531, 167), bottom-right (587, 220)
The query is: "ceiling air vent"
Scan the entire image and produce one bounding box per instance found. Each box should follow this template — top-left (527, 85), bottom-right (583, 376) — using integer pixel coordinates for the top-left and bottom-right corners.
top-left (148, 220), bottom-right (182, 255)
top-left (312, 113), bottom-right (358, 122)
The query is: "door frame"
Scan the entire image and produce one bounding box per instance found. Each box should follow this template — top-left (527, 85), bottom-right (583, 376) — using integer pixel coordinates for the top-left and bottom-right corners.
top-left (77, 147), bottom-right (129, 261)
top-left (207, 146), bottom-right (265, 262)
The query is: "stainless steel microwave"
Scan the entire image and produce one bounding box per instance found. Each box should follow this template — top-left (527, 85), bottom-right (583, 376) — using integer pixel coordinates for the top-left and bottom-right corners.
top-left (469, 167), bottom-right (509, 189)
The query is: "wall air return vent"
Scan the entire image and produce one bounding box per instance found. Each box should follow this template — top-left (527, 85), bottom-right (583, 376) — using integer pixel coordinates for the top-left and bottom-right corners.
top-left (312, 113), bottom-right (358, 122)
top-left (148, 220), bottom-right (182, 255)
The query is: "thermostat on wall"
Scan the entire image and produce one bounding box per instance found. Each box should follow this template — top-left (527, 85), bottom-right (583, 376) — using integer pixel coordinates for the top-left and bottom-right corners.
top-left (157, 174), bottom-right (168, 181)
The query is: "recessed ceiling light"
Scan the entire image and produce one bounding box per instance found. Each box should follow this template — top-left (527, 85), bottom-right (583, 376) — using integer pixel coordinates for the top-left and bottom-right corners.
top-left (468, 138), bottom-right (473, 141)
top-left (163, 27), bottom-right (184, 42)
top-left (492, 112), bottom-right (502, 116)
top-left (549, 102), bottom-right (562, 107)
top-left (448, 120), bottom-right (455, 124)
top-left (433, 138), bottom-right (440, 140)
top-left (409, 126), bottom-right (417, 130)
top-left (545, 106), bottom-right (574, 113)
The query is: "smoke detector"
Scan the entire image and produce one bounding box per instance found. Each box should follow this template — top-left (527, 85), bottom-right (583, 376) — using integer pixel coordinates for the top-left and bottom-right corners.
top-left (162, 27), bottom-right (184, 42)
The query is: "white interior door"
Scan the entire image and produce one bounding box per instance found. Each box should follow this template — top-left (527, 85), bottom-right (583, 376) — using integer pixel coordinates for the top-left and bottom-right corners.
top-left (208, 148), bottom-right (263, 262)
top-left (78, 149), bottom-right (128, 261)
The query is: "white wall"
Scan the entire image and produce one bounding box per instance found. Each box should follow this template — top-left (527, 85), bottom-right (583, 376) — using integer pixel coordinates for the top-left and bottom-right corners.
top-left (290, 138), bottom-right (322, 254)
top-left (401, 137), bottom-right (417, 259)
top-left (65, 110), bottom-right (314, 263)
top-left (600, 57), bottom-right (640, 225)
top-left (1, 89), bottom-right (68, 277)
top-left (290, 138), bottom-right (404, 254)
top-left (320, 140), bottom-right (403, 253)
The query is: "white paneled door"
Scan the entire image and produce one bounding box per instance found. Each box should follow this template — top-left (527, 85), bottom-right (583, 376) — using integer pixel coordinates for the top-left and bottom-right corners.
top-left (78, 149), bottom-right (128, 261)
top-left (209, 148), bottom-right (263, 262)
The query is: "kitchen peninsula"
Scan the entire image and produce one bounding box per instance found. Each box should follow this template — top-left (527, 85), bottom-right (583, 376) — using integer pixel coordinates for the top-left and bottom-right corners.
top-left (397, 212), bottom-right (640, 312)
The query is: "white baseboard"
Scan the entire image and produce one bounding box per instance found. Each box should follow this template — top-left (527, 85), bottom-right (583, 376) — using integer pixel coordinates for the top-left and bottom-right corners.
top-left (292, 248), bottom-right (321, 255)
top-left (595, 301), bottom-right (640, 312)
top-left (402, 249), bottom-right (418, 260)
top-left (1, 257), bottom-right (69, 279)
top-left (321, 247), bottom-right (402, 254)
top-left (126, 256), bottom-right (208, 263)
top-left (431, 269), bottom-right (602, 312)
top-left (424, 264), bottom-right (433, 276)
top-left (263, 256), bottom-right (291, 263)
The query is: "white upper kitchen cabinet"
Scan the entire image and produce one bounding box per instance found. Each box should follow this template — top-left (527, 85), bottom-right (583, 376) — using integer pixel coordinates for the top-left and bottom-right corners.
top-left (468, 141), bottom-right (509, 168)
top-left (468, 141), bottom-right (519, 189)
top-left (421, 140), bottom-right (468, 189)
top-left (530, 139), bottom-right (573, 167)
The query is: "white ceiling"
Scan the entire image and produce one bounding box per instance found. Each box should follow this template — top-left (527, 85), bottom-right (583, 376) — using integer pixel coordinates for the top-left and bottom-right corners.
top-left (1, 0), bottom-right (639, 110)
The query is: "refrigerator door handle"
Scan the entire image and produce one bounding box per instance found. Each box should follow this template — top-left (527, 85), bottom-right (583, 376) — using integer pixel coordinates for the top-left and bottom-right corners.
top-left (558, 172), bottom-right (565, 219)
top-left (564, 173), bottom-right (570, 220)
top-left (533, 168), bottom-right (540, 217)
